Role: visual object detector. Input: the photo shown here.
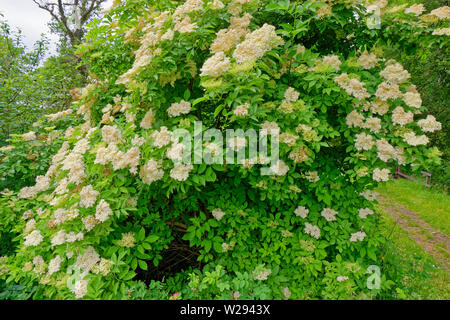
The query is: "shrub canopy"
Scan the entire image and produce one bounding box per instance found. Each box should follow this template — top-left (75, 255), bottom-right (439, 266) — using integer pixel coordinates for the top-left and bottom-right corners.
top-left (0, 0), bottom-right (447, 299)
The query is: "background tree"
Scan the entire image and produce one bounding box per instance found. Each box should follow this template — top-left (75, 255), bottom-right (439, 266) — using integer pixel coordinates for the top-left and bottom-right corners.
top-left (0, 15), bottom-right (48, 145)
top-left (32, 0), bottom-right (108, 46)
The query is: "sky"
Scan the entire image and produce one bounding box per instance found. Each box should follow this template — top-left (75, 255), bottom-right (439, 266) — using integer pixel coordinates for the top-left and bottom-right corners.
top-left (0, 0), bottom-right (113, 55)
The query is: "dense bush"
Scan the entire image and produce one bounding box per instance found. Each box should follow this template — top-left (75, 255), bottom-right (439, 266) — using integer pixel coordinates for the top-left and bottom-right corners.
top-left (0, 0), bottom-right (447, 300)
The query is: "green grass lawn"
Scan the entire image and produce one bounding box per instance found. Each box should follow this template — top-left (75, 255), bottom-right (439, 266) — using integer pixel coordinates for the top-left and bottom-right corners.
top-left (378, 208), bottom-right (450, 299)
top-left (377, 179), bottom-right (450, 236)
top-left (377, 179), bottom-right (450, 300)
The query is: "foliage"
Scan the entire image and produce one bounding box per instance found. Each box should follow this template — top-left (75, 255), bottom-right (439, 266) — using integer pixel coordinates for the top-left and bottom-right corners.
top-left (0, 0), bottom-right (448, 300)
top-left (384, 0), bottom-right (449, 189)
top-left (0, 15), bottom-right (48, 145)
top-left (35, 47), bottom-right (86, 113)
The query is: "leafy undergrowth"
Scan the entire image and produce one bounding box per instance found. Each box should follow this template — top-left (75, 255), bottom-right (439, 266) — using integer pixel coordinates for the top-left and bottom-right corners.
top-left (377, 179), bottom-right (450, 236)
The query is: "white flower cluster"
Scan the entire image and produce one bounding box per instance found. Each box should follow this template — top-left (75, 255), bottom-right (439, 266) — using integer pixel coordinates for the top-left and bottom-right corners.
top-left (140, 159), bottom-right (164, 185)
top-left (432, 28), bottom-right (450, 36)
top-left (358, 208), bottom-right (374, 219)
top-left (376, 139), bottom-right (396, 162)
top-left (417, 115), bottom-right (442, 132)
top-left (430, 6), bottom-right (450, 20)
top-left (73, 279), bottom-right (89, 299)
top-left (51, 230), bottom-right (66, 246)
top-left (102, 125), bottom-right (122, 144)
top-left (151, 126), bottom-right (172, 148)
top-left (74, 246), bottom-right (100, 275)
top-left (294, 206), bottom-right (309, 218)
top-left (321, 55), bottom-right (342, 71)
top-left (45, 109), bottom-right (73, 121)
top-left (174, 0), bottom-right (204, 20)
top-left (350, 231), bottom-right (366, 242)
top-left (316, 4), bottom-right (333, 19)
top-left (210, 13), bottom-right (252, 53)
top-left (200, 52), bottom-right (231, 77)
top-left (61, 151), bottom-right (86, 185)
top-left (167, 141), bottom-right (185, 162)
top-left (392, 106), bottom-right (414, 126)
top-left (260, 121), bottom-right (280, 135)
top-left (370, 99), bottom-right (390, 115)
top-left (116, 11), bottom-right (168, 87)
top-left (32, 256), bottom-right (46, 274)
top-left (270, 160), bottom-right (290, 176)
top-left (280, 132), bottom-right (298, 147)
top-left (375, 81), bottom-right (402, 101)
top-left (212, 208), bottom-right (226, 221)
top-left (82, 216), bottom-right (99, 232)
top-left (18, 175), bottom-right (51, 199)
top-left (95, 143), bottom-right (140, 174)
top-left (233, 23), bottom-right (284, 63)
top-left (363, 117), bottom-right (382, 134)
top-left (334, 73), bottom-right (370, 100)
top-left (289, 146), bottom-right (310, 163)
top-left (358, 51), bottom-right (379, 69)
top-left (404, 4), bottom-right (425, 16)
top-left (79, 185), bottom-right (99, 208)
top-left (170, 163), bottom-right (194, 181)
top-left (234, 103), bottom-right (249, 117)
top-left (354, 133), bottom-right (374, 151)
top-left (167, 100), bottom-right (192, 117)
top-left (24, 219), bottom-right (36, 233)
top-left (372, 168), bottom-right (390, 182)
top-left (321, 208), bottom-right (338, 222)
top-left (48, 255), bottom-right (64, 275)
top-left (253, 267), bottom-right (272, 281)
top-left (403, 91), bottom-right (422, 108)
top-left (24, 230), bottom-right (43, 247)
top-left (284, 87), bottom-right (300, 103)
top-left (379, 62), bottom-right (411, 84)
top-left (360, 189), bottom-right (378, 201)
top-left (304, 223), bottom-right (321, 239)
top-left (174, 16), bottom-right (198, 33)
top-left (21, 131), bottom-right (37, 141)
top-left (118, 232), bottom-right (136, 248)
top-left (305, 171), bottom-right (320, 183)
top-left (346, 110), bottom-right (364, 128)
top-left (95, 199), bottom-right (113, 222)
top-left (228, 137), bottom-right (247, 151)
top-left (211, 0), bottom-right (225, 10)
top-left (92, 258), bottom-right (113, 276)
top-left (403, 132), bottom-right (429, 146)
top-left (140, 109), bottom-right (155, 129)
top-left (66, 231), bottom-right (84, 243)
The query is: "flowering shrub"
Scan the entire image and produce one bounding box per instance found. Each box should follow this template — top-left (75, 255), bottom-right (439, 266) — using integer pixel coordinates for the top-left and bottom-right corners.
top-left (0, 0), bottom-right (447, 299)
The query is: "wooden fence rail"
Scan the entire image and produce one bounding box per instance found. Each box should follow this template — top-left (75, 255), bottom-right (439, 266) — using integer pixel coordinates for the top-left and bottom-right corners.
top-left (393, 166), bottom-right (432, 187)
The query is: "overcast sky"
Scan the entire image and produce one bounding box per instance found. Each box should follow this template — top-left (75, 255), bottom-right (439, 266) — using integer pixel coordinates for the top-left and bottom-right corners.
top-left (0, 0), bottom-right (113, 55)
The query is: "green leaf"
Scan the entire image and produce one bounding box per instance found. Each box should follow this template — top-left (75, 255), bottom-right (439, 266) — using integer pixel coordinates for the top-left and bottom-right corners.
top-left (204, 239), bottom-right (212, 252)
top-left (137, 227), bottom-right (145, 241)
top-left (138, 260), bottom-right (148, 271)
top-left (146, 234), bottom-right (159, 243)
top-left (184, 89), bottom-right (191, 101)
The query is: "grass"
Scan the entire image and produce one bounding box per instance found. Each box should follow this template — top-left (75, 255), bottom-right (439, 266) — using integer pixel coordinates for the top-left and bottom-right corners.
top-left (378, 209), bottom-right (450, 299)
top-left (377, 179), bottom-right (450, 236)
top-left (376, 178), bottom-right (450, 300)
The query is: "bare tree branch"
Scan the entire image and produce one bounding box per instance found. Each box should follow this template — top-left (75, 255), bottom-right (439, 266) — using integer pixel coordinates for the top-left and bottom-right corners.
top-left (32, 0), bottom-right (107, 46)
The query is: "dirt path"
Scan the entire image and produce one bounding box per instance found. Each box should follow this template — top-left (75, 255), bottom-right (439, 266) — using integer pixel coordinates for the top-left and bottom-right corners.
top-left (378, 195), bottom-right (450, 271)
